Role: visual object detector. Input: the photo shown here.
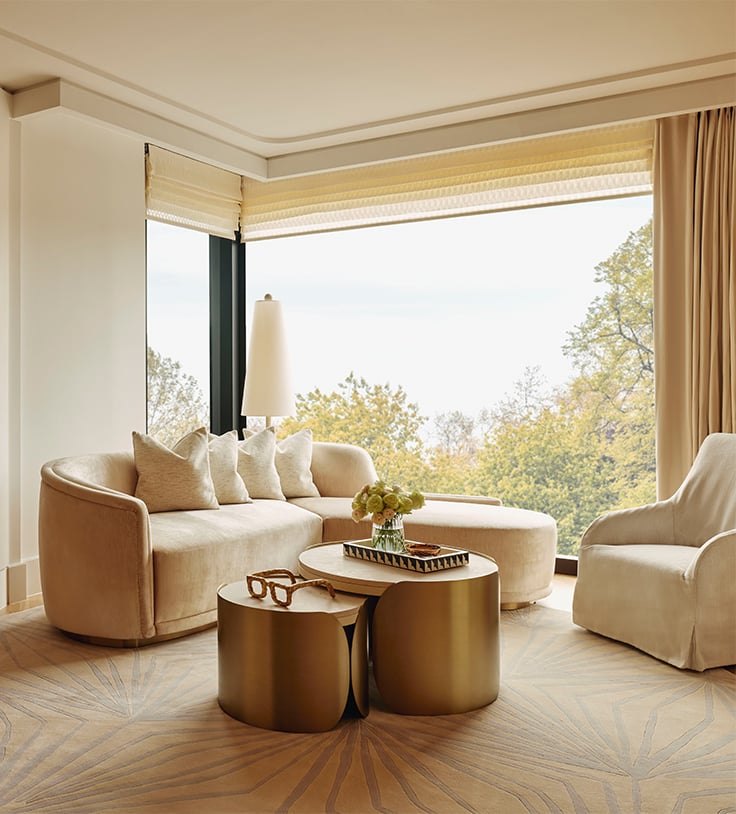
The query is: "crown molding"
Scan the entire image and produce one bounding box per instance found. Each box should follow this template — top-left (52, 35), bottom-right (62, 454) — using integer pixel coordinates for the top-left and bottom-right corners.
top-left (11, 79), bottom-right (268, 179)
top-left (9, 73), bottom-right (736, 181)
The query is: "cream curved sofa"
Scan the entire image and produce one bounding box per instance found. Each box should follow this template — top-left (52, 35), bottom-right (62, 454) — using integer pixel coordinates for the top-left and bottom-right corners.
top-left (39, 441), bottom-right (557, 645)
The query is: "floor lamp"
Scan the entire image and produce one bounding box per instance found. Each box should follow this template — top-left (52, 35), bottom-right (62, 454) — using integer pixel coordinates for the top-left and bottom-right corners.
top-left (241, 293), bottom-right (296, 428)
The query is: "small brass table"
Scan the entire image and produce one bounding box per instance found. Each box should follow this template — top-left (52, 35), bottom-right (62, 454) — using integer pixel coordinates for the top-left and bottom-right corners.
top-left (298, 543), bottom-right (500, 715)
top-left (217, 580), bottom-right (369, 732)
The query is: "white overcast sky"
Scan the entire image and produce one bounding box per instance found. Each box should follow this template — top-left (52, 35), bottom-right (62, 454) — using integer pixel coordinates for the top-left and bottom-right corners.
top-left (147, 194), bottom-right (653, 428)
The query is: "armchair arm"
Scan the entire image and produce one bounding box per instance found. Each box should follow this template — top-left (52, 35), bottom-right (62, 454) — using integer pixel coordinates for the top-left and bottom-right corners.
top-left (581, 500), bottom-right (676, 548)
top-left (686, 528), bottom-right (736, 581)
top-left (684, 529), bottom-right (736, 670)
top-left (310, 442), bottom-right (379, 497)
top-left (39, 463), bottom-right (155, 640)
top-left (424, 493), bottom-right (502, 507)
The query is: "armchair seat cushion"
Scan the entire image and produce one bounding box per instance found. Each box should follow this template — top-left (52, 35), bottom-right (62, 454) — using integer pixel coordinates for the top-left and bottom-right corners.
top-left (573, 544), bottom-right (700, 668)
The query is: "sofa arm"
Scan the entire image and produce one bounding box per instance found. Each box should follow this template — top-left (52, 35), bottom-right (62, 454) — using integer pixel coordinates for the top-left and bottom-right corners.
top-left (581, 500), bottom-right (676, 548)
top-left (39, 463), bottom-right (155, 641)
top-left (424, 492), bottom-right (502, 507)
top-left (310, 442), bottom-right (379, 497)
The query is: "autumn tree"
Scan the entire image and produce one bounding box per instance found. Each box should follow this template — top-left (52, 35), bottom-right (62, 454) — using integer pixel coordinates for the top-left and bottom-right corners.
top-left (147, 346), bottom-right (209, 447)
top-left (278, 372), bottom-right (429, 487)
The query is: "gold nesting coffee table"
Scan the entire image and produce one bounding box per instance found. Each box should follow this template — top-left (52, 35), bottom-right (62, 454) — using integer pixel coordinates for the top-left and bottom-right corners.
top-left (217, 580), bottom-right (369, 732)
top-left (298, 542), bottom-right (500, 715)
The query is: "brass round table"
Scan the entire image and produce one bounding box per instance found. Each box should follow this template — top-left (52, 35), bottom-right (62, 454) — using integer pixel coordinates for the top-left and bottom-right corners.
top-left (298, 543), bottom-right (500, 715)
top-left (217, 580), bottom-right (369, 732)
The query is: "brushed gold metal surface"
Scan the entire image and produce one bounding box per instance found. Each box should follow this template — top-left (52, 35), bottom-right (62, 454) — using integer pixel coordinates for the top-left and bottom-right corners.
top-left (371, 571), bottom-right (500, 715)
top-left (217, 582), bottom-right (368, 732)
top-left (298, 543), bottom-right (501, 716)
top-left (350, 603), bottom-right (370, 718)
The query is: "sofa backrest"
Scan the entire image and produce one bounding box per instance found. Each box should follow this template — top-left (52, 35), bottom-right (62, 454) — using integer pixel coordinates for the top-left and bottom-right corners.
top-left (310, 441), bottom-right (378, 497)
top-left (44, 452), bottom-right (138, 497)
top-left (41, 440), bottom-right (380, 502)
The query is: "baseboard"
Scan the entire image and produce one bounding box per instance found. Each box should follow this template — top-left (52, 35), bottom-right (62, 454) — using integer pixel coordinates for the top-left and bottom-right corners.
top-left (6, 556), bottom-right (41, 605)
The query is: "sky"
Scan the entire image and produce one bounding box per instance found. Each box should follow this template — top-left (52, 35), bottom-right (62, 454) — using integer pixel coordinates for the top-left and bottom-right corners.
top-left (147, 194), bottom-right (653, 432)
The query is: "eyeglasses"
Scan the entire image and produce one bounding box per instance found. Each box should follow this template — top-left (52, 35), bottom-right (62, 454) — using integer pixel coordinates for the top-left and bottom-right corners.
top-left (246, 569), bottom-right (336, 608)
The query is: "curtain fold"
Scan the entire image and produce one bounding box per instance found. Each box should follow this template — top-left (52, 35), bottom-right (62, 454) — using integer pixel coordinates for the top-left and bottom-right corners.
top-left (653, 107), bottom-right (735, 499)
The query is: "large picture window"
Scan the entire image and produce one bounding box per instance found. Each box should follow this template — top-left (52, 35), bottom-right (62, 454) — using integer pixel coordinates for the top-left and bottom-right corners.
top-left (246, 195), bottom-right (654, 556)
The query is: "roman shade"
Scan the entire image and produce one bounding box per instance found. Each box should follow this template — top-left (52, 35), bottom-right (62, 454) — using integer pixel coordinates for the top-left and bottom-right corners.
top-left (240, 121), bottom-right (654, 240)
top-left (145, 145), bottom-right (242, 239)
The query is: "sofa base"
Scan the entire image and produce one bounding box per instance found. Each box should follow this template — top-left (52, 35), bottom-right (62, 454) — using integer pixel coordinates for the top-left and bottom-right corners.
top-left (63, 620), bottom-right (216, 648)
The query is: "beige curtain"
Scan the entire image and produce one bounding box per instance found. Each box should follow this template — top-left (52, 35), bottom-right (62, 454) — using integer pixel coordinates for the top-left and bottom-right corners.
top-left (653, 107), bottom-right (736, 499)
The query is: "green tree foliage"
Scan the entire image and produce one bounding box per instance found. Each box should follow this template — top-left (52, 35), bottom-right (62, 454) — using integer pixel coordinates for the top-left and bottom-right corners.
top-left (563, 219), bottom-right (655, 508)
top-left (278, 372), bottom-right (429, 487)
top-left (147, 346), bottom-right (209, 447)
top-left (564, 220), bottom-right (654, 426)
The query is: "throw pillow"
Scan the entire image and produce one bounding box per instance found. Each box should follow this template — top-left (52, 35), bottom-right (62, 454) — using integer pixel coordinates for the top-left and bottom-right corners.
top-left (275, 428), bottom-right (320, 498)
top-left (133, 427), bottom-right (219, 513)
top-left (237, 427), bottom-right (285, 500)
top-left (207, 431), bottom-right (251, 504)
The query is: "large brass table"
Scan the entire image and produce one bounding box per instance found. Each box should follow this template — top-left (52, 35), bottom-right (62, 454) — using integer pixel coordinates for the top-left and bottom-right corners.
top-left (298, 543), bottom-right (500, 715)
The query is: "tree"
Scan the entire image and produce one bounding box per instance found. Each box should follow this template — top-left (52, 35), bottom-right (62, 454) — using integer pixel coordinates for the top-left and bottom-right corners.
top-left (563, 220), bottom-right (654, 427)
top-left (147, 346), bottom-right (209, 447)
top-left (432, 410), bottom-right (479, 457)
top-left (278, 372), bottom-right (429, 487)
top-left (473, 401), bottom-right (618, 554)
top-left (562, 219), bottom-right (655, 506)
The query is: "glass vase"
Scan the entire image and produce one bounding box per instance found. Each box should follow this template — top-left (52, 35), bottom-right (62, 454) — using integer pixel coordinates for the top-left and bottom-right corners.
top-left (371, 514), bottom-right (406, 552)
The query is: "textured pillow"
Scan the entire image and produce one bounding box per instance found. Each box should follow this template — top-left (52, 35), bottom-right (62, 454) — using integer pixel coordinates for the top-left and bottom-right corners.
top-left (237, 427), bottom-right (285, 500)
top-left (207, 431), bottom-right (251, 504)
top-left (275, 428), bottom-right (320, 498)
top-left (133, 427), bottom-right (219, 513)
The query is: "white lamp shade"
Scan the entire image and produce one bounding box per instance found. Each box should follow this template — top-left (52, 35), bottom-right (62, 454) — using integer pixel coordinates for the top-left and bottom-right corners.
top-left (241, 295), bottom-right (296, 419)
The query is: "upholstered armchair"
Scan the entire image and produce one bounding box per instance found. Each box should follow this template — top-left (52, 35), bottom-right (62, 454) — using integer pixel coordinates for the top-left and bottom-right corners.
top-left (572, 432), bottom-right (736, 671)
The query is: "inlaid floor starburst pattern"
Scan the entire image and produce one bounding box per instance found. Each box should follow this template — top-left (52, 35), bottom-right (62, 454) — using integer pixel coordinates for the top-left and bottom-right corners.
top-left (0, 606), bottom-right (734, 813)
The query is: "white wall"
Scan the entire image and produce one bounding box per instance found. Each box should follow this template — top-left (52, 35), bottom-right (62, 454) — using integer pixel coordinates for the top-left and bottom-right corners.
top-left (7, 111), bottom-right (147, 601)
top-left (0, 91), bottom-right (13, 606)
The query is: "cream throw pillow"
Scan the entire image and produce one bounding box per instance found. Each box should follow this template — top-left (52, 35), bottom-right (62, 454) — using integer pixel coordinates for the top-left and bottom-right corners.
top-left (207, 431), bottom-right (251, 504)
top-left (237, 427), bottom-right (285, 500)
top-left (275, 428), bottom-right (320, 498)
top-left (133, 427), bottom-right (219, 513)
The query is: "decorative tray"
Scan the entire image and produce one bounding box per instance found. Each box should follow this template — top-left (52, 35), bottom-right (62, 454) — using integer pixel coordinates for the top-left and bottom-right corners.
top-left (343, 541), bottom-right (470, 573)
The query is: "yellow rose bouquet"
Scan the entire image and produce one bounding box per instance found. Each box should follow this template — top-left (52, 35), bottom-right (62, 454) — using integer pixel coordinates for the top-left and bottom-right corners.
top-left (351, 480), bottom-right (425, 552)
top-left (351, 480), bottom-right (425, 525)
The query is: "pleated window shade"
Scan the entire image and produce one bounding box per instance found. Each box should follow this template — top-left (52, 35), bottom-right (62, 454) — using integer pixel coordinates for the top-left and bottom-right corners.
top-left (146, 145), bottom-right (242, 239)
top-left (241, 121), bottom-right (654, 240)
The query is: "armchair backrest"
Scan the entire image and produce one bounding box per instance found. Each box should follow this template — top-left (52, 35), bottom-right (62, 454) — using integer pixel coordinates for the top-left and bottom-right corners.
top-left (672, 433), bottom-right (736, 545)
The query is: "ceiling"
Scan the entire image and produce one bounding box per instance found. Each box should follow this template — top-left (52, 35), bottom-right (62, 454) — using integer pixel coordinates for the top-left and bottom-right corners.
top-left (1, 0), bottom-right (734, 175)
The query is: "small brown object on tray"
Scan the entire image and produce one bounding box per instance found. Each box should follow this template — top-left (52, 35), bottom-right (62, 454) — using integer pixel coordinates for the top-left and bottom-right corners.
top-left (404, 542), bottom-right (442, 557)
